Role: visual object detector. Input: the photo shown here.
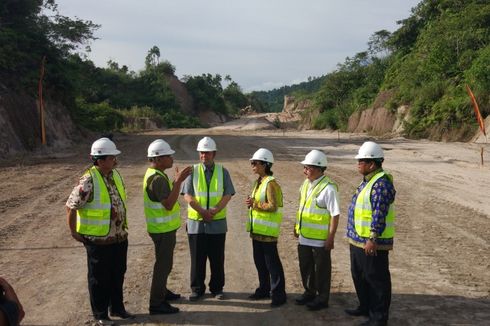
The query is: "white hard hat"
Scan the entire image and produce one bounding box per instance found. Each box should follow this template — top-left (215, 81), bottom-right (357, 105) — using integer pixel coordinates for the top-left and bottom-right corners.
top-left (196, 136), bottom-right (217, 152)
top-left (148, 139), bottom-right (175, 157)
top-left (301, 150), bottom-right (327, 167)
top-left (355, 141), bottom-right (384, 159)
top-left (250, 148), bottom-right (274, 164)
top-left (90, 138), bottom-right (121, 156)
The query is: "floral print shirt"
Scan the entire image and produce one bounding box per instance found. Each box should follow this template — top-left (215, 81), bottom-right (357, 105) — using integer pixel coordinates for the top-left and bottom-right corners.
top-left (66, 168), bottom-right (128, 244)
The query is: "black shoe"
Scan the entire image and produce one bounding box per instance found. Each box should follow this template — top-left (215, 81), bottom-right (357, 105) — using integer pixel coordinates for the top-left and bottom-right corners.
top-left (189, 291), bottom-right (204, 301)
top-left (149, 302), bottom-right (180, 315)
top-left (248, 292), bottom-right (270, 300)
top-left (359, 320), bottom-right (387, 326)
top-left (165, 290), bottom-right (181, 301)
top-left (270, 298), bottom-right (286, 307)
top-left (212, 291), bottom-right (225, 300)
top-left (306, 300), bottom-right (328, 311)
top-left (110, 310), bottom-right (135, 319)
top-left (295, 294), bottom-right (315, 305)
top-left (345, 307), bottom-right (369, 317)
top-left (95, 318), bottom-right (115, 326)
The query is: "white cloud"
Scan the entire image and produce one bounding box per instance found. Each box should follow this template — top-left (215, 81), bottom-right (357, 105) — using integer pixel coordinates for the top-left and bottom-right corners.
top-left (56, 0), bottom-right (421, 91)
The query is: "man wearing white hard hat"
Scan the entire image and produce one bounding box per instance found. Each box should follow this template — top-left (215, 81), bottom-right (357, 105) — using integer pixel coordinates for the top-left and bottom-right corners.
top-left (66, 137), bottom-right (133, 326)
top-left (181, 136), bottom-right (235, 301)
top-left (345, 141), bottom-right (396, 326)
top-left (143, 139), bottom-right (192, 315)
top-left (295, 150), bottom-right (340, 311)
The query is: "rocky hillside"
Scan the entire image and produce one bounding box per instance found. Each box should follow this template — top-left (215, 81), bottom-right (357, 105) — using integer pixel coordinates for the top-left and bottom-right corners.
top-left (0, 84), bottom-right (81, 158)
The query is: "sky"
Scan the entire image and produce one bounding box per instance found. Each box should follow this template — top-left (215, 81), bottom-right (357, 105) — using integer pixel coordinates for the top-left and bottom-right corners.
top-left (55, 0), bottom-right (421, 92)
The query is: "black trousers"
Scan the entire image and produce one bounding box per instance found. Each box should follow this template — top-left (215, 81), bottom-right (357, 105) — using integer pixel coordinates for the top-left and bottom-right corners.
top-left (252, 239), bottom-right (286, 301)
top-left (350, 244), bottom-right (391, 323)
top-left (188, 233), bottom-right (226, 294)
top-left (298, 244), bottom-right (331, 304)
top-left (84, 240), bottom-right (128, 319)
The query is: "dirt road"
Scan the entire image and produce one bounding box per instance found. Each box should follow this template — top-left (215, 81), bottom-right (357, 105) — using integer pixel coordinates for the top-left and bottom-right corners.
top-left (1, 128), bottom-right (489, 325)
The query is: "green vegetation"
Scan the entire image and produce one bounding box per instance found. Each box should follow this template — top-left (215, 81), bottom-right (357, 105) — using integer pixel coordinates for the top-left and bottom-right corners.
top-left (256, 0), bottom-right (489, 139)
top-left (2, 0), bottom-right (489, 139)
top-left (1, 0), bottom-right (251, 133)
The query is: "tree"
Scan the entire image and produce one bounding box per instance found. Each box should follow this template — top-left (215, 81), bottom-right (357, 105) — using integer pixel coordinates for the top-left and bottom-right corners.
top-left (145, 45), bottom-right (161, 68)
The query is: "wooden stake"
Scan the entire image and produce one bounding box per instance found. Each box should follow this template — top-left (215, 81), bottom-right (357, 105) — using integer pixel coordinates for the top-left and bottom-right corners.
top-left (38, 56), bottom-right (46, 145)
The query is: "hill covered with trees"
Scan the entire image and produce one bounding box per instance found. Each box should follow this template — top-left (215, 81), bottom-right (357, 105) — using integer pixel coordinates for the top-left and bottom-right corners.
top-left (256, 0), bottom-right (490, 140)
top-left (0, 0), bottom-right (254, 152)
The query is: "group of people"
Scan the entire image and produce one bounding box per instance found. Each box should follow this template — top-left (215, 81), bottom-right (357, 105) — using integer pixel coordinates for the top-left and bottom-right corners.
top-left (65, 136), bottom-right (396, 326)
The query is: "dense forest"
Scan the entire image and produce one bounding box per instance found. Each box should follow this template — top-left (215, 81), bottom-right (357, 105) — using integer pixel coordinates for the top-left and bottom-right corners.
top-left (1, 0), bottom-right (489, 140)
top-left (258, 0), bottom-right (490, 139)
top-left (0, 0), bottom-right (253, 132)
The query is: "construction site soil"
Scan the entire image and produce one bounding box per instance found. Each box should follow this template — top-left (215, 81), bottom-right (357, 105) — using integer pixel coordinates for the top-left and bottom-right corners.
top-left (1, 126), bottom-right (489, 326)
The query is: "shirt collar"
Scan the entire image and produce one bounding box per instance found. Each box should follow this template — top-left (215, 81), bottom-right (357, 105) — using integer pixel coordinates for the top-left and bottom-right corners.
top-left (364, 168), bottom-right (383, 182)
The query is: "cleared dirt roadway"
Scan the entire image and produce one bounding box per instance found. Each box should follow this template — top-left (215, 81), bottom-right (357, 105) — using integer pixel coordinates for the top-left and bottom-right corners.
top-left (1, 128), bottom-right (489, 326)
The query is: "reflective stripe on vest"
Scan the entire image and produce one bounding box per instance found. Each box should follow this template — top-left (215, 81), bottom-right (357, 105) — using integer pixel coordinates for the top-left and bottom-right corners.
top-left (143, 168), bottom-right (181, 233)
top-left (246, 176), bottom-right (283, 237)
top-left (77, 167), bottom-right (126, 236)
top-left (354, 171), bottom-right (395, 238)
top-left (295, 176), bottom-right (336, 240)
top-left (188, 164), bottom-right (226, 220)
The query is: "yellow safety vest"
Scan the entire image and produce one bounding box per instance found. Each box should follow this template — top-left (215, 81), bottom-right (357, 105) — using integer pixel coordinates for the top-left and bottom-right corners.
top-left (188, 163), bottom-right (226, 220)
top-left (77, 167), bottom-right (126, 236)
top-left (354, 171), bottom-right (395, 238)
top-left (246, 176), bottom-right (283, 237)
top-left (296, 176), bottom-right (337, 240)
top-left (143, 168), bottom-right (181, 233)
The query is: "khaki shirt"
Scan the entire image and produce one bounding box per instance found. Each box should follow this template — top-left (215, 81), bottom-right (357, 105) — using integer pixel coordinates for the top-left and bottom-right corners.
top-left (250, 178), bottom-right (283, 242)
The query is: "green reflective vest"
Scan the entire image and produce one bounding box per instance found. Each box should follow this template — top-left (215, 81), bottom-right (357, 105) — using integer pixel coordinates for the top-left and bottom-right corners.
top-left (354, 171), bottom-right (395, 239)
top-left (296, 176), bottom-right (337, 240)
top-left (77, 167), bottom-right (126, 236)
top-left (246, 176), bottom-right (283, 237)
top-left (188, 163), bottom-right (226, 220)
top-left (143, 168), bottom-right (181, 233)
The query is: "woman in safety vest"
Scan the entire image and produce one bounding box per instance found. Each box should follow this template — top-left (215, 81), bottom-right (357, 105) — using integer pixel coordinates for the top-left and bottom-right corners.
top-left (245, 148), bottom-right (287, 307)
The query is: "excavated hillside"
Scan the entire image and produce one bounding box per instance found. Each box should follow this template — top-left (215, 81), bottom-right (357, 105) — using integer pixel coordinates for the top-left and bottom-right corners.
top-left (0, 84), bottom-right (82, 158)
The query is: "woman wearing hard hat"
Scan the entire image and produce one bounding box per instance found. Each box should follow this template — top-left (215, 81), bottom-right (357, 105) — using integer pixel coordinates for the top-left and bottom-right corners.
top-left (245, 148), bottom-right (287, 307)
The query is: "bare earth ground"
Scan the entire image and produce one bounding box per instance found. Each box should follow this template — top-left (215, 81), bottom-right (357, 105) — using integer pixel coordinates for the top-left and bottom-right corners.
top-left (1, 127), bottom-right (489, 326)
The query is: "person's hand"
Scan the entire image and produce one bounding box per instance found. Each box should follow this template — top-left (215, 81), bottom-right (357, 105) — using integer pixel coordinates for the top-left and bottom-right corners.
top-left (71, 232), bottom-right (85, 243)
top-left (0, 277), bottom-right (25, 323)
top-left (324, 236), bottom-right (334, 250)
top-left (174, 166), bottom-right (192, 184)
top-left (245, 196), bottom-right (253, 208)
top-left (201, 209), bottom-right (213, 222)
top-left (364, 239), bottom-right (377, 256)
top-left (293, 227), bottom-right (299, 238)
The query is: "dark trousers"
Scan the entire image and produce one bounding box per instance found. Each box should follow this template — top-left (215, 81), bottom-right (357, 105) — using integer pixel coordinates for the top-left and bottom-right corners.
top-left (298, 244), bottom-right (331, 304)
top-left (84, 240), bottom-right (128, 319)
top-left (350, 244), bottom-right (391, 323)
top-left (252, 239), bottom-right (286, 301)
top-left (149, 231), bottom-right (176, 307)
top-left (188, 233), bottom-right (226, 294)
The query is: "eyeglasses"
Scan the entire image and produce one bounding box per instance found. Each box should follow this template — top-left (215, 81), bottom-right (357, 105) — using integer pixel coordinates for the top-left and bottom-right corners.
top-left (250, 161), bottom-right (262, 166)
top-left (357, 159), bottom-right (373, 164)
top-left (303, 165), bottom-right (316, 171)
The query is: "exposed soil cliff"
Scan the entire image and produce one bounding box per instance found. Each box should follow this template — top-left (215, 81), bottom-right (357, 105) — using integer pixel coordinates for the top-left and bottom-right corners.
top-left (0, 85), bottom-right (81, 158)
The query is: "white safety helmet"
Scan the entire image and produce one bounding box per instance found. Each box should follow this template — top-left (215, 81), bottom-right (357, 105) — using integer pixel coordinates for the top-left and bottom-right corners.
top-left (90, 137), bottom-right (121, 156)
top-left (250, 148), bottom-right (274, 164)
top-left (196, 136), bottom-right (217, 152)
top-left (301, 150), bottom-right (327, 167)
top-left (147, 139), bottom-right (175, 157)
top-left (355, 141), bottom-right (384, 159)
